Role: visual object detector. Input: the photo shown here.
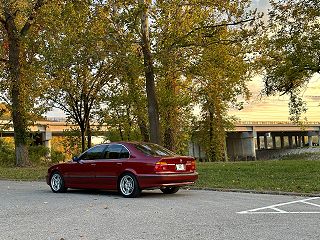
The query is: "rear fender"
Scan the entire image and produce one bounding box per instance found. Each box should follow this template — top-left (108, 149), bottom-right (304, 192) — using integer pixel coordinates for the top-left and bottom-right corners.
top-left (118, 169), bottom-right (140, 189)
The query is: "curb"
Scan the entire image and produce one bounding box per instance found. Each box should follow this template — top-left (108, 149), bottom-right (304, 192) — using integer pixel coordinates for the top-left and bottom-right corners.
top-left (187, 187), bottom-right (320, 197)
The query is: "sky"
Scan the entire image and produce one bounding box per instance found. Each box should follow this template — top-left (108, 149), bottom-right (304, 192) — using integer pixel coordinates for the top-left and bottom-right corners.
top-left (229, 0), bottom-right (320, 122)
top-left (47, 0), bottom-right (320, 122)
top-left (229, 74), bottom-right (320, 122)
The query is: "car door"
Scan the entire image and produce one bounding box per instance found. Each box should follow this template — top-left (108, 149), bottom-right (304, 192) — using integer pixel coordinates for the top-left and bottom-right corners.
top-left (95, 144), bottom-right (130, 189)
top-left (65, 144), bottom-right (107, 189)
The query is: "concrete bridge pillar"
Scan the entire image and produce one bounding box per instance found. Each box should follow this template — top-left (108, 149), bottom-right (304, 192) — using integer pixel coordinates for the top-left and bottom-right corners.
top-left (302, 136), bottom-right (306, 146)
top-left (308, 136), bottom-right (313, 147)
top-left (280, 135), bottom-right (285, 149)
top-left (257, 135), bottom-right (261, 150)
top-left (272, 135), bottom-right (276, 149)
top-left (226, 132), bottom-right (256, 161)
top-left (288, 136), bottom-right (293, 148)
top-left (42, 131), bottom-right (52, 157)
top-left (307, 131), bottom-right (317, 147)
top-left (264, 135), bottom-right (268, 149)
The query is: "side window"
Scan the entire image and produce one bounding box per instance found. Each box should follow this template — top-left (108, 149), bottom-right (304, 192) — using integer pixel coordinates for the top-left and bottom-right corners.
top-left (80, 145), bottom-right (107, 160)
top-left (104, 144), bottom-right (130, 159)
top-left (119, 147), bottom-right (130, 159)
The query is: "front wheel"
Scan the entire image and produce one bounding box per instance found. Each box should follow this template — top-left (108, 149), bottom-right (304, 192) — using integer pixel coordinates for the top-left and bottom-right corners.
top-left (118, 173), bottom-right (141, 198)
top-left (160, 186), bottom-right (180, 194)
top-left (50, 172), bottom-right (67, 193)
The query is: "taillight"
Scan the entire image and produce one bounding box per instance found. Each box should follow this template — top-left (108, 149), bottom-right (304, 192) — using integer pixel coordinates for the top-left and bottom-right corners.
top-left (187, 160), bottom-right (196, 171)
top-left (191, 160), bottom-right (196, 171)
top-left (155, 161), bottom-right (169, 172)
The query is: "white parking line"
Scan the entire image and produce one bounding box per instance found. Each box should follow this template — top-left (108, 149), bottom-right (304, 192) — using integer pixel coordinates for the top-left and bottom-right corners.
top-left (238, 197), bottom-right (320, 214)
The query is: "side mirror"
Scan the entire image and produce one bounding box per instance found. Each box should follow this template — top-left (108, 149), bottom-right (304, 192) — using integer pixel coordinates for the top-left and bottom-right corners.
top-left (72, 156), bottom-right (79, 162)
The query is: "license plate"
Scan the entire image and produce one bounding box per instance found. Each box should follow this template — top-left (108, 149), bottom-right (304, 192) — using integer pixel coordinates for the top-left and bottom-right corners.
top-left (176, 164), bottom-right (186, 171)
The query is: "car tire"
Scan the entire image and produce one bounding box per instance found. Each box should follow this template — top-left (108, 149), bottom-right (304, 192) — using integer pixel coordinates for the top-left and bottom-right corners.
top-left (160, 186), bottom-right (180, 194)
top-left (50, 172), bottom-right (67, 193)
top-left (118, 173), bottom-right (141, 198)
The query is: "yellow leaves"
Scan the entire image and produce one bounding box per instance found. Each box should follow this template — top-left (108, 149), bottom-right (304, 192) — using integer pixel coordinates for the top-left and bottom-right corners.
top-left (0, 0), bottom-right (40, 32)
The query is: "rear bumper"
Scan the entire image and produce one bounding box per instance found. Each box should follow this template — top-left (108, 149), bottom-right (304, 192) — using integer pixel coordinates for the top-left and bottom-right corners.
top-left (137, 172), bottom-right (198, 189)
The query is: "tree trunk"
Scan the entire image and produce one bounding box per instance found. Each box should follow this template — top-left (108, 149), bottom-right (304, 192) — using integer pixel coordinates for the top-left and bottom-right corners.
top-left (87, 125), bottom-right (92, 149)
top-left (80, 125), bottom-right (86, 153)
top-left (125, 67), bottom-right (149, 142)
top-left (137, 118), bottom-right (149, 142)
top-left (7, 15), bottom-right (30, 166)
top-left (164, 121), bottom-right (174, 151)
top-left (139, 0), bottom-right (160, 144)
top-left (207, 109), bottom-right (214, 162)
top-left (162, 71), bottom-right (178, 151)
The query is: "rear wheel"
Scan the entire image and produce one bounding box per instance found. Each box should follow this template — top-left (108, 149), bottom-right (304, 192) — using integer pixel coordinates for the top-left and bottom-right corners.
top-left (50, 172), bottom-right (67, 193)
top-left (160, 186), bottom-right (180, 194)
top-left (118, 173), bottom-right (141, 198)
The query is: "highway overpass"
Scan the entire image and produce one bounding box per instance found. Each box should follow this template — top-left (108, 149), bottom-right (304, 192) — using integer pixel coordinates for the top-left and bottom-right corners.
top-left (1, 120), bottom-right (320, 160)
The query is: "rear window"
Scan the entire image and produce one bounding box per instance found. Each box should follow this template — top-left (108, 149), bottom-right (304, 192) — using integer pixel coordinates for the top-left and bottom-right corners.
top-left (135, 143), bottom-right (176, 157)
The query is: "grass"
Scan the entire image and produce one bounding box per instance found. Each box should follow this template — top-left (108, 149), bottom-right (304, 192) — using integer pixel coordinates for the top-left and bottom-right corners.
top-left (0, 166), bottom-right (48, 181)
top-left (195, 159), bottom-right (320, 194)
top-left (1, 157), bottom-right (320, 194)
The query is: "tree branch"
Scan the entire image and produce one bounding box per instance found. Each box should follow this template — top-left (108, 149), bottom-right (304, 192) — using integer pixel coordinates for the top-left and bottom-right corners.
top-left (0, 17), bottom-right (6, 27)
top-left (20, 0), bottom-right (46, 37)
top-left (171, 17), bottom-right (255, 47)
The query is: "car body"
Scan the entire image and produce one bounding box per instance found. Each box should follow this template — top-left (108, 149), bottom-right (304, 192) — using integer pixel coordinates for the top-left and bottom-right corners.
top-left (46, 142), bottom-right (198, 197)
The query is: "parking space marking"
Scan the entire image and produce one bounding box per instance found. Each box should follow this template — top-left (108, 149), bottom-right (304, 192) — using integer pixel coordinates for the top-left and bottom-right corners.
top-left (238, 197), bottom-right (320, 214)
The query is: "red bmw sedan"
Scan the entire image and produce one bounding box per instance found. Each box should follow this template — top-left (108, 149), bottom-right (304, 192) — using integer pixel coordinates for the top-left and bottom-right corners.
top-left (46, 142), bottom-right (198, 198)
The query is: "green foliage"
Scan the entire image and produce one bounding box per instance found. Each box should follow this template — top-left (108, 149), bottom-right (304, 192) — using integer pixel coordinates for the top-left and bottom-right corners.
top-left (0, 0), bottom-right (51, 123)
top-left (0, 139), bottom-right (50, 167)
top-left (36, 1), bottom-right (114, 152)
top-left (0, 139), bottom-right (15, 167)
top-left (50, 149), bottom-right (65, 163)
top-left (259, 0), bottom-right (320, 121)
top-left (288, 92), bottom-right (307, 123)
top-left (0, 0), bottom-right (57, 166)
top-left (101, 0), bottom-right (262, 155)
top-left (1, 1), bottom-right (263, 163)
top-left (28, 145), bottom-right (50, 165)
top-left (186, 18), bottom-right (255, 161)
top-left (0, 103), bottom-right (10, 120)
top-left (59, 129), bottom-right (82, 158)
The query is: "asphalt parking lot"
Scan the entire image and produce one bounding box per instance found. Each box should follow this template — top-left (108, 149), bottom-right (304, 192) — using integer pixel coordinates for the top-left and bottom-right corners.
top-left (1, 180), bottom-right (320, 240)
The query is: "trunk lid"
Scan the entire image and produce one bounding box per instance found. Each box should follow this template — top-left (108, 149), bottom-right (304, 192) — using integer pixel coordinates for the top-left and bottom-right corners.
top-left (154, 156), bottom-right (196, 173)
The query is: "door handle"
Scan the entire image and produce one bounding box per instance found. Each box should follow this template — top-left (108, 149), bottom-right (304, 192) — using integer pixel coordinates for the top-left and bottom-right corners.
top-left (91, 163), bottom-right (96, 166)
top-left (116, 163), bottom-right (122, 165)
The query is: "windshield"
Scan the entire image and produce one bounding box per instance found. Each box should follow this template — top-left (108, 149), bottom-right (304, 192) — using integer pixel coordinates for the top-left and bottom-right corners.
top-left (135, 143), bottom-right (176, 157)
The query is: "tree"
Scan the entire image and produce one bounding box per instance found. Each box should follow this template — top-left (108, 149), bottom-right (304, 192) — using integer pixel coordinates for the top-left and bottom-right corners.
top-left (259, 0), bottom-right (320, 121)
top-left (138, 0), bottom-right (160, 144)
top-left (97, 0), bottom-right (260, 157)
top-left (99, 2), bottom-right (150, 142)
top-left (39, 1), bottom-right (112, 152)
top-left (190, 41), bottom-right (251, 161)
top-left (153, 0), bottom-right (260, 158)
top-left (0, 0), bottom-right (47, 166)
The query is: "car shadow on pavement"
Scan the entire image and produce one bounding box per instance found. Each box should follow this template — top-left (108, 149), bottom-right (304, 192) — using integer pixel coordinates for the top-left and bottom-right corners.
top-left (43, 188), bottom-right (188, 199)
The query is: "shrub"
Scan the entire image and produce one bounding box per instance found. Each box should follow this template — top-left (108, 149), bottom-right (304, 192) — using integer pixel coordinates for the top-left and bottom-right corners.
top-left (28, 145), bottom-right (50, 166)
top-left (51, 150), bottom-right (66, 163)
top-left (0, 139), bottom-right (15, 167)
